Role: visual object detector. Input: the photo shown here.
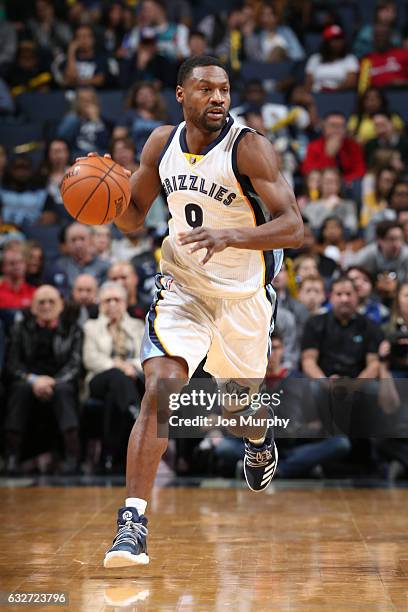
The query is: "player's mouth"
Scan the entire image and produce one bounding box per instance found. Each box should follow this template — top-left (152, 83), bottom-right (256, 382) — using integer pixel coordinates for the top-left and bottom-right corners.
top-left (206, 108), bottom-right (225, 120)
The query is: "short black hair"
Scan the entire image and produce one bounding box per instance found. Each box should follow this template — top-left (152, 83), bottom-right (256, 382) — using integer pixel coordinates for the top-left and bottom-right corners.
top-left (331, 274), bottom-right (356, 292)
top-left (376, 219), bottom-right (403, 239)
top-left (177, 55), bottom-right (227, 86)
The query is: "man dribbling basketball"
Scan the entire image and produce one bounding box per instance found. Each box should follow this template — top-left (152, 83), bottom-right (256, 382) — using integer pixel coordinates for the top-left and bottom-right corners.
top-left (94, 56), bottom-right (303, 567)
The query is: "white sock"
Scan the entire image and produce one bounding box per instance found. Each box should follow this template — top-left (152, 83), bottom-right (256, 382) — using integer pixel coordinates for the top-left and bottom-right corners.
top-left (126, 497), bottom-right (147, 516)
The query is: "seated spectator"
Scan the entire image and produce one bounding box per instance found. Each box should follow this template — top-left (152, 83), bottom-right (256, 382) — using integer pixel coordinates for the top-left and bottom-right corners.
top-left (297, 274), bottom-right (326, 316)
top-left (275, 304), bottom-right (300, 370)
top-left (100, 1), bottom-right (127, 56)
top-left (360, 165), bottom-right (397, 231)
top-left (111, 136), bottom-right (139, 174)
top-left (360, 23), bottom-right (408, 89)
top-left (347, 266), bottom-right (390, 324)
top-left (310, 275), bottom-right (371, 368)
top-left (383, 281), bottom-right (408, 376)
top-left (57, 88), bottom-right (112, 159)
top-left (47, 222), bottom-right (110, 295)
top-left (0, 155), bottom-right (51, 227)
top-left (188, 30), bottom-right (208, 57)
top-left (302, 112), bottom-right (366, 185)
top-left (286, 221), bottom-right (339, 287)
top-left (397, 209), bottom-right (408, 242)
top-left (365, 112), bottom-right (408, 168)
top-left (53, 24), bottom-right (111, 89)
top-left (115, 82), bottom-right (166, 159)
top-left (318, 217), bottom-right (362, 267)
top-left (362, 178), bottom-right (408, 243)
top-left (6, 40), bottom-right (52, 96)
top-left (293, 254), bottom-right (319, 284)
top-left (231, 80), bottom-right (312, 169)
top-left (305, 25), bottom-right (359, 93)
top-left (349, 220), bottom-right (408, 286)
top-left (108, 261), bottom-right (146, 319)
top-left (91, 226), bottom-right (112, 262)
top-left (83, 281), bottom-right (144, 471)
top-left (347, 87), bottom-right (404, 144)
top-left (119, 28), bottom-right (177, 89)
top-left (198, 7), bottom-right (253, 70)
top-left (4, 285), bottom-right (82, 475)
top-left (39, 138), bottom-right (72, 223)
top-left (0, 242), bottom-right (36, 311)
top-left (272, 261), bottom-right (309, 326)
top-left (303, 168), bottom-right (358, 236)
top-left (71, 273), bottom-right (99, 326)
top-left (353, 0), bottom-right (401, 59)
top-left (138, 0), bottom-right (189, 61)
top-left (27, 0), bottom-right (72, 58)
top-left (297, 170), bottom-right (321, 211)
top-left (0, 15), bottom-right (17, 78)
top-left (111, 229), bottom-right (158, 307)
top-left (246, 1), bottom-right (305, 62)
top-left (24, 241), bottom-right (45, 287)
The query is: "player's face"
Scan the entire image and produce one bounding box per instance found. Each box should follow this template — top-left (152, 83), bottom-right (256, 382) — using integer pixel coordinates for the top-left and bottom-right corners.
top-left (177, 66), bottom-right (230, 133)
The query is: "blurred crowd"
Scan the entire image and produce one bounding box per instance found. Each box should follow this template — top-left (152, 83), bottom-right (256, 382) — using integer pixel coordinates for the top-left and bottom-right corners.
top-left (1, 0), bottom-right (408, 480)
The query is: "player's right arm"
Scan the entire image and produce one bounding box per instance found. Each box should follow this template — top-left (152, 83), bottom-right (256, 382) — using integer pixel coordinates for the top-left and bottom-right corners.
top-left (114, 125), bottom-right (174, 235)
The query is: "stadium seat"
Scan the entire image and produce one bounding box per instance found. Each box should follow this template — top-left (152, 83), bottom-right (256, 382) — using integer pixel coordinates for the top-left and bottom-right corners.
top-left (163, 88), bottom-right (183, 124)
top-left (314, 91), bottom-right (356, 119)
top-left (386, 89), bottom-right (408, 123)
top-left (99, 90), bottom-right (126, 123)
top-left (23, 224), bottom-right (61, 264)
top-left (16, 92), bottom-right (69, 123)
top-left (240, 61), bottom-right (295, 84)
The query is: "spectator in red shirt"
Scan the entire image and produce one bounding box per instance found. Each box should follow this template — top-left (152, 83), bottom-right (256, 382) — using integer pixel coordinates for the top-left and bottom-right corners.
top-left (0, 244), bottom-right (36, 310)
top-left (301, 112), bottom-right (366, 184)
top-left (362, 23), bottom-right (408, 88)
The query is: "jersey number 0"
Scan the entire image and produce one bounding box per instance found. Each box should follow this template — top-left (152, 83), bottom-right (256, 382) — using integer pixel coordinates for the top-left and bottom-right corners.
top-left (184, 203), bottom-right (203, 228)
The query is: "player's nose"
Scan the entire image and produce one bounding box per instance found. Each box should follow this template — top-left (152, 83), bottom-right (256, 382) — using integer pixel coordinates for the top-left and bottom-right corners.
top-left (210, 89), bottom-right (224, 104)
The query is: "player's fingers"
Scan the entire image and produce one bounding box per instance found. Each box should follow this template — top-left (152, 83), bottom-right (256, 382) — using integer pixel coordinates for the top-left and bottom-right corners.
top-left (189, 240), bottom-right (210, 254)
top-left (87, 151), bottom-right (99, 157)
top-left (103, 153), bottom-right (112, 159)
top-left (200, 249), bottom-right (213, 265)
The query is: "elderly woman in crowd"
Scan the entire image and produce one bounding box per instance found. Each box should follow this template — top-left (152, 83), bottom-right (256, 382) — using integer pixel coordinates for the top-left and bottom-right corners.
top-left (83, 281), bottom-right (144, 471)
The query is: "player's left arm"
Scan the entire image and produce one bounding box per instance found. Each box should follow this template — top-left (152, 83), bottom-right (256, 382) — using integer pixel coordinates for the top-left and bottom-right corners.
top-left (178, 132), bottom-right (303, 264)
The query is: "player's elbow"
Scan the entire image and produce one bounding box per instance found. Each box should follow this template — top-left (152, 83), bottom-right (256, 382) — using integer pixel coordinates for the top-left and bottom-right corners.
top-left (287, 220), bottom-right (304, 248)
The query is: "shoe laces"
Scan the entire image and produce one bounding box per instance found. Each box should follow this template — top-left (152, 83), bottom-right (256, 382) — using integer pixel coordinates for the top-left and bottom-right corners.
top-left (245, 442), bottom-right (273, 467)
top-left (113, 520), bottom-right (148, 548)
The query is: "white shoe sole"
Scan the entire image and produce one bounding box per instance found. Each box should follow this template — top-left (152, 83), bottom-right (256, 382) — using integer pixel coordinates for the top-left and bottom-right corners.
top-left (103, 551), bottom-right (150, 568)
top-left (244, 442), bottom-right (278, 493)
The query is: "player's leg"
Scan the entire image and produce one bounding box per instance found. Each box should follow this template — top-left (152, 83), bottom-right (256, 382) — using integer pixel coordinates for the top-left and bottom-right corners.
top-left (104, 356), bottom-right (188, 568)
top-left (104, 275), bottom-right (212, 568)
top-left (205, 286), bottom-right (278, 492)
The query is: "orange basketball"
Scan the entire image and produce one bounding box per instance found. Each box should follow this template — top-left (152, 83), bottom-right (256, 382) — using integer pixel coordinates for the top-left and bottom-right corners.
top-left (60, 156), bottom-right (131, 225)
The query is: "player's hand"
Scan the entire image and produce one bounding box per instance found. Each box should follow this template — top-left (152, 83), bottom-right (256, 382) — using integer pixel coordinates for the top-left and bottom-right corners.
top-left (74, 152), bottom-right (131, 177)
top-left (177, 228), bottom-right (229, 265)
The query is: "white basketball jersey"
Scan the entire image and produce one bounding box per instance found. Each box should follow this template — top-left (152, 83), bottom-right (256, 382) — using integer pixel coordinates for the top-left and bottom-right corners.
top-left (158, 116), bottom-right (283, 298)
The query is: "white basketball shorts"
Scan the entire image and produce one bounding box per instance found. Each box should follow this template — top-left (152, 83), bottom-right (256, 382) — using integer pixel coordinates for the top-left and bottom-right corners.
top-left (141, 274), bottom-right (276, 382)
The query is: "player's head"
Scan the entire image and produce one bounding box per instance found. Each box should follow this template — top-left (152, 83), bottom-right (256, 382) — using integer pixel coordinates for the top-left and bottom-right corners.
top-left (176, 55), bottom-right (230, 133)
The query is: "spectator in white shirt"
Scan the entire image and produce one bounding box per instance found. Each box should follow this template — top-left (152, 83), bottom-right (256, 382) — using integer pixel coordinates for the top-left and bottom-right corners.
top-left (305, 25), bottom-right (359, 93)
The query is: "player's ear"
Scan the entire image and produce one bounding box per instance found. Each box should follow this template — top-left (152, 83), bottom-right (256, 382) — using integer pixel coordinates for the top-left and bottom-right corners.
top-left (176, 85), bottom-right (184, 104)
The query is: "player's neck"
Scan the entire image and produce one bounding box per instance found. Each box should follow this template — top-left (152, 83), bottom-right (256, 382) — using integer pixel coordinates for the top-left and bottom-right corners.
top-left (184, 121), bottom-right (224, 155)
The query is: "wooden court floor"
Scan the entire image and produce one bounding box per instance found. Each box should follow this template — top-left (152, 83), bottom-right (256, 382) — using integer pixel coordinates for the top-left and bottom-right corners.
top-left (0, 486), bottom-right (408, 611)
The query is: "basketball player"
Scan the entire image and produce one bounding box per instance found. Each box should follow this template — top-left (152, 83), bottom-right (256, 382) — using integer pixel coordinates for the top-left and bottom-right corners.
top-left (96, 56), bottom-right (303, 567)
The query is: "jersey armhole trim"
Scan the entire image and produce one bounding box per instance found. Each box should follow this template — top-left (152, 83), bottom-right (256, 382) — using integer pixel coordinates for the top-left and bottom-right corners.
top-left (157, 126), bottom-right (179, 167)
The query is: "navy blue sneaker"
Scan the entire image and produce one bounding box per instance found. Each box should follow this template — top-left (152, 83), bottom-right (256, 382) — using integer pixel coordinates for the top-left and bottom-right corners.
top-left (243, 436), bottom-right (278, 492)
top-left (104, 507), bottom-right (149, 568)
